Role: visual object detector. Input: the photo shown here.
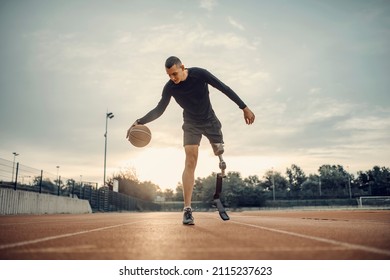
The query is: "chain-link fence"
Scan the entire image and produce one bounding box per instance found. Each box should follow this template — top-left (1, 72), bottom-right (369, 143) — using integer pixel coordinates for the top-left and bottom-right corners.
top-left (0, 158), bottom-right (86, 195)
top-left (0, 158), bottom-right (160, 212)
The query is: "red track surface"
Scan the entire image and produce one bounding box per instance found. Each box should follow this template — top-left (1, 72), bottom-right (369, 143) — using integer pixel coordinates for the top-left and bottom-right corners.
top-left (0, 209), bottom-right (389, 260)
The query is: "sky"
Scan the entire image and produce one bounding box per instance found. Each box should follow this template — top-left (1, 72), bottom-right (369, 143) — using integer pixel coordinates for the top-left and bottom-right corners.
top-left (1, 0), bottom-right (389, 190)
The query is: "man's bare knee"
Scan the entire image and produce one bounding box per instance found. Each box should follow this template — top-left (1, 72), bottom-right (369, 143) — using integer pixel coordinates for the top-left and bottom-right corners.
top-left (185, 157), bottom-right (197, 171)
top-left (184, 145), bottom-right (199, 170)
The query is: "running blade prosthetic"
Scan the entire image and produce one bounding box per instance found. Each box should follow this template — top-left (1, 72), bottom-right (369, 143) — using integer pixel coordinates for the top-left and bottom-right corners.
top-left (213, 173), bottom-right (230, 221)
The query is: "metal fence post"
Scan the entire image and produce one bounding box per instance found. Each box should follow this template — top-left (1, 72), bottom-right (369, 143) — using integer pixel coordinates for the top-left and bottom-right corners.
top-left (89, 186), bottom-right (92, 203)
top-left (57, 175), bottom-right (61, 196)
top-left (39, 170), bottom-right (43, 193)
top-left (96, 186), bottom-right (99, 211)
top-left (14, 162), bottom-right (19, 190)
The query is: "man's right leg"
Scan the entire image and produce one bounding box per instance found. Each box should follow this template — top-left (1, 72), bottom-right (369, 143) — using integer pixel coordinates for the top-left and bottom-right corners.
top-left (182, 144), bottom-right (198, 225)
top-left (182, 145), bottom-right (198, 207)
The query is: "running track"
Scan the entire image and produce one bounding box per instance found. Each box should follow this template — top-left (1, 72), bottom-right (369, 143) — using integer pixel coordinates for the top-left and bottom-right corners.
top-left (0, 209), bottom-right (389, 260)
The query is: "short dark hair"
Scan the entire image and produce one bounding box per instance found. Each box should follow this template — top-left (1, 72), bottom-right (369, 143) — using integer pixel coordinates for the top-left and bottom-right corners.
top-left (165, 56), bottom-right (182, 68)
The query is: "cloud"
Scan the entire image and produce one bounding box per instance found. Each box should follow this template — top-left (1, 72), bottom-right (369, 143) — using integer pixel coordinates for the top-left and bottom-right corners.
top-left (333, 111), bottom-right (390, 150)
top-left (2, 0), bottom-right (389, 187)
top-left (228, 17), bottom-right (245, 31)
top-left (202, 32), bottom-right (256, 50)
top-left (224, 95), bottom-right (360, 154)
top-left (199, 0), bottom-right (218, 11)
top-left (309, 87), bottom-right (322, 95)
top-left (141, 24), bottom-right (257, 54)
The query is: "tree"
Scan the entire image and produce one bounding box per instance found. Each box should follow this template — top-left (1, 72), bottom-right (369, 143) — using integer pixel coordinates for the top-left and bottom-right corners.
top-left (244, 175), bottom-right (261, 188)
top-left (223, 172), bottom-right (245, 208)
top-left (286, 164), bottom-right (307, 198)
top-left (241, 175), bottom-right (266, 207)
top-left (301, 174), bottom-right (321, 198)
top-left (193, 177), bottom-right (205, 201)
top-left (138, 181), bottom-right (160, 201)
top-left (318, 164), bottom-right (349, 198)
top-left (358, 166), bottom-right (390, 196)
top-left (32, 176), bottom-right (57, 194)
top-left (261, 169), bottom-right (288, 199)
top-left (174, 183), bottom-right (184, 201)
top-left (162, 188), bottom-right (174, 201)
top-left (196, 173), bottom-right (217, 203)
top-left (109, 163), bottom-right (390, 206)
top-left (110, 168), bottom-right (160, 201)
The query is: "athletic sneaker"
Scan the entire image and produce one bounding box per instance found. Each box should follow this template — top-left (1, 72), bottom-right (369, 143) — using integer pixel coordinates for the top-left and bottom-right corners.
top-left (183, 207), bottom-right (195, 225)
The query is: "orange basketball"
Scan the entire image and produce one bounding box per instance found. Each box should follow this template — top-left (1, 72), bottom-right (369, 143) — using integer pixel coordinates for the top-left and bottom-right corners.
top-left (128, 124), bottom-right (152, 147)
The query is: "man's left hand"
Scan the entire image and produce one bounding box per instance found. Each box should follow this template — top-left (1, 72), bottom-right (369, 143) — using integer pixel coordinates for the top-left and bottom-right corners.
top-left (243, 107), bottom-right (255, 125)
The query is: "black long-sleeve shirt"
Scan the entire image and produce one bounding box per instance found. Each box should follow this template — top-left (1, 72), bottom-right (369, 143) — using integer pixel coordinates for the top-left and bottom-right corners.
top-left (138, 67), bottom-right (247, 124)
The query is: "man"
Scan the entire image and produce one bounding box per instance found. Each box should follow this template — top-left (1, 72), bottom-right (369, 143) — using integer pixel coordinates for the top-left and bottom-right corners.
top-left (127, 56), bottom-right (255, 225)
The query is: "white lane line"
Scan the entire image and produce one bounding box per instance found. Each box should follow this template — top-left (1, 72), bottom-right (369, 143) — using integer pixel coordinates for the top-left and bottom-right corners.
top-left (231, 220), bottom-right (390, 257)
top-left (0, 221), bottom-right (143, 250)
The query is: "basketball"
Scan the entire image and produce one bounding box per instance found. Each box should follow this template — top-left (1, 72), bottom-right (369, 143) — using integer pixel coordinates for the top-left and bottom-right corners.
top-left (128, 124), bottom-right (152, 147)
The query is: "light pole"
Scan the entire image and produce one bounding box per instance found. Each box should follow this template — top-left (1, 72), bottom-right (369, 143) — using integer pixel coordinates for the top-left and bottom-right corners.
top-left (347, 166), bottom-right (352, 199)
top-left (11, 152), bottom-right (19, 182)
top-left (319, 176), bottom-right (322, 197)
top-left (272, 167), bottom-right (275, 201)
top-left (104, 111), bottom-right (114, 186)
top-left (56, 165), bottom-right (60, 186)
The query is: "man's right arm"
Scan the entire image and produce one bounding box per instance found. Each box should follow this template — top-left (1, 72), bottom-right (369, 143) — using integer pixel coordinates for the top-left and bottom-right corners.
top-left (127, 89), bottom-right (171, 140)
top-left (137, 89), bottom-right (171, 125)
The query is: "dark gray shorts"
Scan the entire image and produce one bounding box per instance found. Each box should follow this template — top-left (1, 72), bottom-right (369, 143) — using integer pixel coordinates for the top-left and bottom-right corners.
top-left (182, 117), bottom-right (223, 146)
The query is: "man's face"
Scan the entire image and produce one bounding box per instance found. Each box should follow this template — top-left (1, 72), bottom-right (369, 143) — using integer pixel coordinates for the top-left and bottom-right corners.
top-left (166, 64), bottom-right (185, 84)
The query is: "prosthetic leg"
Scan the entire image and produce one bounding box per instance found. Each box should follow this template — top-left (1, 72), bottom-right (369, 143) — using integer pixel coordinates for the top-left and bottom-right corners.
top-left (211, 143), bottom-right (230, 221)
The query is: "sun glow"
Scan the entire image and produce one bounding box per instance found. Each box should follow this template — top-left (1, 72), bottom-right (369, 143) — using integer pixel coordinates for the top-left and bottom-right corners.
top-left (120, 147), bottom-right (185, 190)
top-left (119, 145), bottom-right (286, 190)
